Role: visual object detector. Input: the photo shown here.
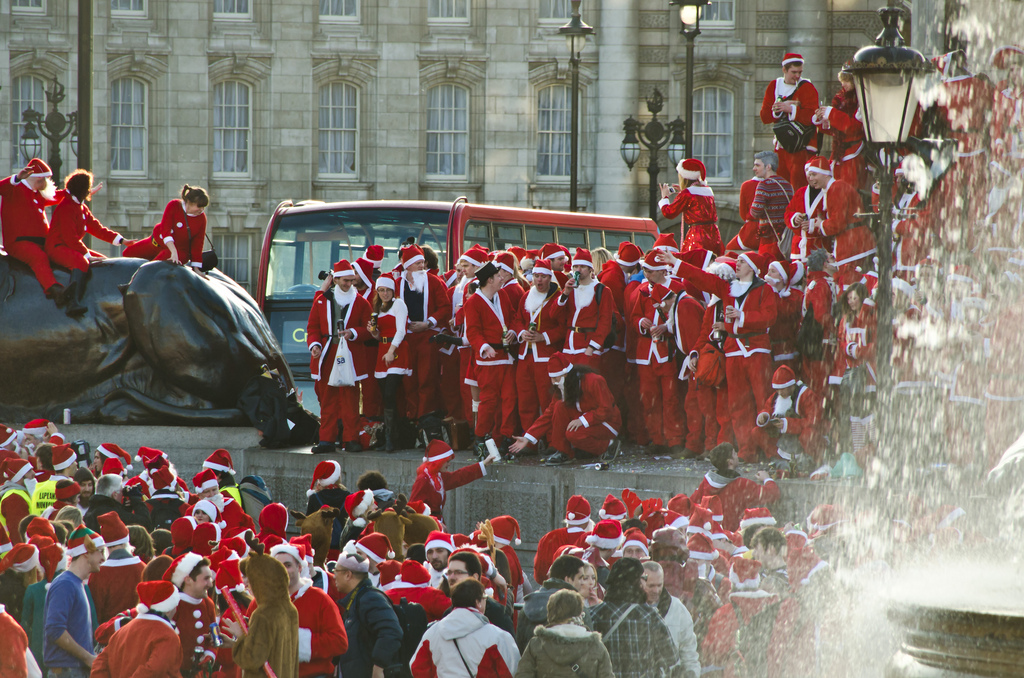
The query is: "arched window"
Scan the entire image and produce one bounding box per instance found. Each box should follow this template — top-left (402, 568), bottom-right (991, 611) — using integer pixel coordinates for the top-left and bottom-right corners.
top-left (537, 85), bottom-right (571, 177)
top-left (692, 86), bottom-right (734, 181)
top-left (213, 81), bottom-right (251, 175)
top-left (10, 75), bottom-right (45, 169)
top-left (110, 77), bottom-right (147, 173)
top-left (426, 84), bottom-right (468, 177)
top-left (318, 83), bottom-right (358, 177)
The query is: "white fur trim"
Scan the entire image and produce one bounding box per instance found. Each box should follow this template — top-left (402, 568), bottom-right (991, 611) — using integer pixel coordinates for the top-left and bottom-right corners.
top-left (678, 168), bottom-right (702, 181)
top-left (270, 544), bottom-right (304, 570)
top-left (350, 489), bottom-right (375, 518)
top-left (298, 628), bottom-right (312, 662)
top-left (585, 534), bottom-right (622, 549)
top-left (739, 516), bottom-right (777, 530)
top-left (598, 509), bottom-right (626, 521)
top-left (781, 56), bottom-right (804, 66)
top-left (202, 461), bottom-right (235, 474)
top-left (170, 553), bottom-right (204, 588)
top-left (422, 448), bottom-right (454, 464)
top-left (353, 517), bottom-right (367, 528)
top-left (800, 559), bottom-right (829, 585)
top-left (147, 589), bottom-right (180, 614)
top-left (688, 549), bottom-right (718, 561)
top-left (771, 377), bottom-right (797, 389)
top-left (571, 258), bottom-right (594, 269)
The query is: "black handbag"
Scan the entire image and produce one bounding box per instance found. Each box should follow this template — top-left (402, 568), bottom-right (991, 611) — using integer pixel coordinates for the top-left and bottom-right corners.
top-left (184, 219), bottom-right (218, 272)
top-left (772, 81), bottom-right (816, 154)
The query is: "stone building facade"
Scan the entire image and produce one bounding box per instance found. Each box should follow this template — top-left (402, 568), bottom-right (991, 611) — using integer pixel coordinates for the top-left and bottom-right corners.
top-left (0, 0), bottom-right (983, 290)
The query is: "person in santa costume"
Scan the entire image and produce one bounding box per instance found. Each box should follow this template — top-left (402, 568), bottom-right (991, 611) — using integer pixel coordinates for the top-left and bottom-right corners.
top-left (515, 258), bottom-right (567, 432)
top-left (409, 439), bottom-right (493, 520)
top-left (667, 278), bottom-right (708, 457)
top-left (701, 559), bottom-right (780, 678)
top-left (307, 259), bottom-right (373, 454)
top-left (598, 242), bottom-right (644, 442)
top-left (122, 184), bottom-right (210, 269)
top-left (385, 559), bottom-right (451, 622)
top-left (539, 242), bottom-right (571, 287)
top-left (424, 530), bottom-right (456, 588)
top-left (446, 245), bottom-right (489, 423)
top-left (395, 243), bottom-right (452, 423)
top-left (658, 158), bottom-right (724, 255)
top-left (509, 352), bottom-right (622, 466)
top-left (91, 580), bottom-right (183, 678)
top-left (532, 495), bottom-right (593, 585)
top-left (365, 273), bottom-right (411, 451)
top-left (689, 444), bottom-right (780, 532)
top-left (0, 158), bottom-right (73, 302)
top-left (165, 552), bottom-right (218, 674)
top-left (90, 512), bottom-right (146, 624)
top-left (760, 53), bottom-right (820, 190)
top-left (0, 595), bottom-right (40, 678)
top-left (829, 281), bottom-right (877, 466)
top-left (748, 151), bottom-right (795, 262)
top-left (764, 259), bottom-right (805, 372)
top-left (812, 64), bottom-right (869, 192)
top-left (463, 261), bottom-right (519, 453)
top-left (751, 365), bottom-right (824, 472)
top-left (556, 248), bottom-right (614, 370)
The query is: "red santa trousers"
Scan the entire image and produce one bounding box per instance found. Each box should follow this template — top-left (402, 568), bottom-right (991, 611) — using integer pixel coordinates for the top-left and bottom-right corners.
top-left (624, 363), bottom-right (650, 445)
top-left (460, 348), bottom-right (476, 422)
top-left (697, 382), bottom-right (732, 451)
top-left (682, 380), bottom-right (705, 452)
top-left (517, 356), bottom-right (553, 431)
top-left (48, 245), bottom-right (90, 273)
top-left (638, 367), bottom-right (685, 447)
top-left (6, 240), bottom-right (58, 290)
top-left (315, 378), bottom-right (361, 444)
top-left (438, 348), bottom-right (463, 421)
top-left (474, 363), bottom-right (516, 440)
top-left (778, 149), bottom-right (811, 190)
top-left (360, 370), bottom-right (382, 419)
top-left (726, 353), bottom-right (774, 461)
top-left (601, 350), bottom-right (630, 437)
top-left (403, 332), bottom-right (441, 419)
top-left (121, 236), bottom-right (167, 261)
top-left (546, 400), bottom-right (616, 458)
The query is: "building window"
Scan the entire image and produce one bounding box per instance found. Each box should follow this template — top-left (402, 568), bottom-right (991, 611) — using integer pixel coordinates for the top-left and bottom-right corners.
top-left (12, 0), bottom-right (44, 11)
top-left (10, 76), bottom-right (46, 170)
top-left (110, 78), bottom-right (147, 174)
top-left (702, 0), bottom-right (735, 27)
top-left (320, 0), bottom-right (357, 19)
top-left (692, 86), bottom-right (734, 181)
top-left (426, 84), bottom-right (468, 178)
top-left (213, 81), bottom-right (251, 175)
top-left (111, 0), bottom-right (144, 12)
top-left (539, 0), bottom-right (570, 20)
top-left (428, 0), bottom-right (468, 22)
top-left (213, 234), bottom-right (252, 290)
top-left (214, 0), bottom-right (250, 18)
top-left (537, 85), bottom-right (571, 178)
top-left (318, 83), bottom-right (358, 177)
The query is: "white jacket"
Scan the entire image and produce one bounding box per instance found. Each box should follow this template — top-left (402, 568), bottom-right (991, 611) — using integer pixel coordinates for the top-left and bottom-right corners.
top-left (411, 607), bottom-right (520, 678)
top-left (663, 597), bottom-right (701, 678)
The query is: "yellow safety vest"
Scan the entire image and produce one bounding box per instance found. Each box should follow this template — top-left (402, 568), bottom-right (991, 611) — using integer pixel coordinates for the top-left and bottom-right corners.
top-left (222, 485), bottom-right (243, 507)
top-left (31, 480), bottom-right (58, 515)
top-left (0, 487), bottom-right (34, 529)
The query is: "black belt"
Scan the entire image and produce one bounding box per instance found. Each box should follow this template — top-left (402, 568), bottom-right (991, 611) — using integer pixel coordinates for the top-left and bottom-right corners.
top-left (16, 236), bottom-right (46, 247)
top-left (728, 331), bottom-right (765, 340)
top-left (379, 337), bottom-right (392, 344)
top-left (571, 326), bottom-right (595, 333)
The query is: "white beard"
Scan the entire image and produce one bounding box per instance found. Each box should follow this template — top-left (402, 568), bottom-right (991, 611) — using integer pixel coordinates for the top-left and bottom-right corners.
top-left (333, 285), bottom-right (357, 308)
top-left (573, 281), bottom-right (596, 309)
top-left (38, 178), bottom-right (57, 202)
top-left (524, 286), bottom-right (547, 315)
top-left (773, 395), bottom-right (794, 417)
top-left (407, 270), bottom-right (428, 293)
top-left (729, 280), bottom-right (752, 298)
top-left (208, 492), bottom-right (225, 512)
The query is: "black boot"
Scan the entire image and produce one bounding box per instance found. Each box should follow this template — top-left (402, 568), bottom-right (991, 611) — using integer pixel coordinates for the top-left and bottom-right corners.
top-left (383, 409), bottom-right (396, 452)
top-left (46, 283), bottom-right (67, 308)
top-left (63, 269), bottom-right (88, 317)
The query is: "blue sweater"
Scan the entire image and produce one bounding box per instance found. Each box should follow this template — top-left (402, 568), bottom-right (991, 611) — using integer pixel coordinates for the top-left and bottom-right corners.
top-left (43, 570), bottom-right (93, 668)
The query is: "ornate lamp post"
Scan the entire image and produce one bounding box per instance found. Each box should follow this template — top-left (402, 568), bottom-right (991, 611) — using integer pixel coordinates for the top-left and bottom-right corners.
top-left (669, 0), bottom-right (710, 157)
top-left (19, 77), bottom-right (78, 187)
top-left (559, 0), bottom-right (594, 212)
top-left (619, 89), bottom-right (686, 220)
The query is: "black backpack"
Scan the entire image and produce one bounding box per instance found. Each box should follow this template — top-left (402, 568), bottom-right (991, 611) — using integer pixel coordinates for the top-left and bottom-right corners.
top-left (795, 306), bottom-right (824, 361)
top-left (390, 598), bottom-right (429, 678)
top-left (237, 367), bottom-right (319, 448)
top-left (732, 599), bottom-right (781, 678)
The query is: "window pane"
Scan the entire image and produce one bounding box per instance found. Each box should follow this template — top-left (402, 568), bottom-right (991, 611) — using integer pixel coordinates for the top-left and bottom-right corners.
top-left (111, 0), bottom-right (144, 10)
top-left (10, 76), bottom-right (46, 170)
top-left (426, 85), bottom-right (469, 177)
top-left (493, 224), bottom-right (524, 252)
top-left (214, 81), bottom-right (250, 174)
top-left (539, 0), bottom-right (570, 20)
top-left (464, 221), bottom-right (491, 250)
top-left (428, 0), bottom-right (467, 19)
top-left (525, 226), bottom-right (554, 250)
top-left (110, 78), bottom-right (146, 172)
top-left (557, 229), bottom-right (586, 249)
top-left (320, 0), bottom-right (356, 16)
top-left (319, 83), bottom-right (358, 176)
top-left (214, 0), bottom-right (249, 13)
top-left (537, 85), bottom-right (572, 177)
top-left (692, 86), bottom-right (733, 181)
top-left (212, 234), bottom-right (252, 290)
top-left (12, 0), bottom-right (44, 7)
top-left (704, 0), bottom-right (734, 23)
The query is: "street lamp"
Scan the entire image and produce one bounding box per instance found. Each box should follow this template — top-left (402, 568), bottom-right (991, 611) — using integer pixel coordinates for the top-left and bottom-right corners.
top-left (19, 77), bottom-right (78, 187)
top-left (848, 2), bottom-right (933, 437)
top-left (669, 0), bottom-right (710, 158)
top-left (619, 88), bottom-right (686, 220)
top-left (559, 0), bottom-right (594, 212)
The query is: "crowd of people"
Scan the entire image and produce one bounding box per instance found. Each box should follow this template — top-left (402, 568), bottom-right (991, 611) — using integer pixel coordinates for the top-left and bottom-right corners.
top-left (0, 424), bottom-right (977, 678)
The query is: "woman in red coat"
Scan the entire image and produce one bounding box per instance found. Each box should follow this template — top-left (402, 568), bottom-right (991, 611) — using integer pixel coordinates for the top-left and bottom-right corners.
top-left (122, 184), bottom-right (209, 269)
top-left (658, 158), bottom-right (724, 256)
top-left (830, 282), bottom-right (877, 465)
top-left (366, 274), bottom-right (410, 451)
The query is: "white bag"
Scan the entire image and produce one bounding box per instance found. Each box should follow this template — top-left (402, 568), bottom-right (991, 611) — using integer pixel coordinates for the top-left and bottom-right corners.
top-left (327, 338), bottom-right (356, 387)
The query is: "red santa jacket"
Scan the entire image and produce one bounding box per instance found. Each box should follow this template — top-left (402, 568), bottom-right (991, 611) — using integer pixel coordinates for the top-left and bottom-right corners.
top-left (0, 605), bottom-right (30, 678)
top-left (802, 271), bottom-right (836, 345)
top-left (671, 291), bottom-right (706, 381)
top-left (523, 371), bottom-right (622, 446)
top-left (387, 585), bottom-right (452, 622)
top-left (408, 461), bottom-right (486, 517)
top-left (464, 288), bottom-right (517, 367)
top-left (514, 286), bottom-right (566, 362)
top-left (532, 526), bottom-right (590, 584)
top-left (290, 582), bottom-right (348, 678)
top-left (768, 286), bottom-right (804, 363)
top-left (814, 91), bottom-right (865, 165)
top-left (689, 472), bottom-right (780, 532)
top-left (673, 262), bottom-right (778, 359)
top-left (597, 259), bottom-right (629, 352)
top-left (151, 200), bottom-right (207, 268)
top-left (784, 186), bottom-right (832, 262)
top-left (306, 287), bottom-right (373, 381)
top-left (631, 282), bottom-right (677, 371)
top-left (173, 592), bottom-right (218, 671)
top-left (734, 178), bottom-right (761, 251)
top-left (0, 176), bottom-right (65, 244)
top-left (397, 271), bottom-right (453, 330)
top-left (760, 78), bottom-right (820, 153)
top-left (501, 279), bottom-right (526, 309)
top-left (658, 184), bottom-right (724, 255)
top-left (557, 280), bottom-right (614, 356)
top-left (755, 383), bottom-right (824, 459)
top-left (830, 302), bottom-right (877, 387)
top-left (89, 553), bottom-right (146, 624)
top-left (702, 593), bottom-right (782, 677)
top-left (45, 196), bottom-right (123, 255)
top-left (810, 178), bottom-right (873, 267)
top-left (91, 614), bottom-right (184, 678)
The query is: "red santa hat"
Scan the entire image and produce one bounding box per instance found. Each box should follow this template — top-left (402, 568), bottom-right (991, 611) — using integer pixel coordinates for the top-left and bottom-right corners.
top-left (739, 507), bottom-right (778, 531)
top-left (785, 528), bottom-right (809, 550)
top-left (257, 503), bottom-right (288, 539)
top-left (395, 559), bottom-right (432, 588)
top-left (700, 496), bottom-right (724, 523)
top-left (136, 579), bottom-right (181, 615)
top-left (667, 494), bottom-right (692, 517)
top-left (364, 245), bottom-right (385, 268)
top-left (203, 449), bottom-right (235, 475)
top-left (37, 540), bottom-right (64, 581)
top-left (270, 540), bottom-right (308, 574)
top-left (425, 530), bottom-right (456, 552)
top-left (642, 250), bottom-right (670, 271)
top-left (308, 460), bottom-right (342, 497)
top-left (686, 533), bottom-right (718, 561)
top-left (3, 458), bottom-right (33, 485)
top-left (564, 495), bottom-right (591, 526)
top-left (22, 419), bottom-right (49, 437)
top-left (49, 431), bottom-right (66, 445)
top-left (344, 489), bottom-right (376, 528)
top-left (493, 251), bottom-right (517, 276)
top-left (547, 352), bottom-right (574, 379)
top-left (990, 45), bottom-right (1024, 69)
top-left (332, 259), bottom-right (356, 278)
top-left (102, 458), bottom-right (125, 477)
top-left (781, 53), bottom-right (804, 67)
top-left (150, 466), bottom-right (176, 492)
top-left (400, 244), bottom-right (425, 268)
top-left (97, 443), bottom-right (133, 471)
top-left (653, 233), bottom-right (680, 253)
top-left (0, 425), bottom-right (17, 448)
top-left (191, 522), bottom-right (222, 556)
top-left (353, 258), bottom-right (376, 289)
top-left (540, 243), bottom-right (569, 261)
top-left (0, 543), bottom-right (40, 575)
top-left (375, 273), bottom-right (396, 292)
top-left (459, 244), bottom-right (490, 268)
top-left (95, 511), bottom-right (130, 549)
top-left (676, 158), bottom-right (706, 182)
top-left (615, 242), bottom-right (644, 266)
top-left (67, 524), bottom-right (105, 558)
top-left (26, 518), bottom-right (57, 544)
top-left (621, 528), bottom-right (650, 558)
top-left (598, 494), bottom-right (627, 521)
top-left (406, 500), bottom-right (431, 517)
top-left (787, 546), bottom-right (829, 590)
top-left (687, 506), bottom-right (713, 537)
top-left (507, 246), bottom-right (527, 264)
top-left (729, 558), bottom-right (764, 593)
top-left (192, 468), bottom-right (220, 494)
top-left (531, 258), bottom-right (554, 278)
top-left (737, 251), bottom-right (767, 278)
top-left (787, 260), bottom-right (805, 286)
top-left (377, 560), bottom-right (402, 591)
top-left (25, 158), bottom-right (53, 178)
top-left (804, 155), bottom-right (833, 177)
top-left (215, 558), bottom-right (246, 594)
top-left (169, 518), bottom-right (195, 557)
top-left (806, 504), bottom-right (846, 537)
top-left (571, 248), bottom-right (594, 269)
top-left (585, 519), bottom-right (624, 549)
top-left (0, 524), bottom-right (11, 557)
top-left (292, 534), bottom-right (315, 571)
top-left (771, 365), bottom-right (798, 390)
top-left (490, 516), bottom-right (522, 546)
top-left (355, 533), bottom-right (395, 563)
top-left (208, 542), bottom-right (240, 572)
top-left (664, 510), bottom-right (688, 530)
top-left (135, 445), bottom-right (168, 464)
top-left (52, 444), bottom-right (77, 472)
top-left (422, 439), bottom-right (454, 465)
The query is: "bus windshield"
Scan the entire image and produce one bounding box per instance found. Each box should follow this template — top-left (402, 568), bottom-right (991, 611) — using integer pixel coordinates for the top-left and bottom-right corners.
top-left (266, 207), bottom-right (449, 299)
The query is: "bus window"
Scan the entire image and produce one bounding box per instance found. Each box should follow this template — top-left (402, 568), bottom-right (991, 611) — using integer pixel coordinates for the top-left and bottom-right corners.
top-left (557, 228), bottom-right (587, 251)
top-left (493, 223), bottom-right (525, 252)
top-left (604, 231), bottom-right (630, 251)
top-left (464, 220), bottom-right (491, 250)
top-left (525, 226), bottom-right (554, 250)
top-left (633, 232), bottom-right (655, 252)
top-left (588, 229), bottom-right (605, 250)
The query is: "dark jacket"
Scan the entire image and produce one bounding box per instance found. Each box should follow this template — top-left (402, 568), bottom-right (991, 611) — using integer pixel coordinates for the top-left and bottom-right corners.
top-left (84, 492), bottom-right (152, 532)
top-left (516, 623), bottom-right (615, 678)
top-left (146, 494), bottom-right (187, 531)
top-left (516, 579), bottom-right (578, 652)
top-left (338, 578), bottom-right (403, 678)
